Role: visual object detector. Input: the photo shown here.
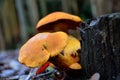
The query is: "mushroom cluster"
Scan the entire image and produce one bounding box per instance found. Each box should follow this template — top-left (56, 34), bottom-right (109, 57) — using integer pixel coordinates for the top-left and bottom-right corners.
top-left (19, 31), bottom-right (81, 69)
top-left (18, 11), bottom-right (83, 78)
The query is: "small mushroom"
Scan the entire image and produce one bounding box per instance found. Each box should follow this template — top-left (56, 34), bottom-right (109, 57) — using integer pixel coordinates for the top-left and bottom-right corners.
top-left (69, 63), bottom-right (82, 69)
top-left (63, 35), bottom-right (81, 69)
top-left (36, 11), bottom-right (83, 33)
top-left (18, 31), bottom-right (68, 68)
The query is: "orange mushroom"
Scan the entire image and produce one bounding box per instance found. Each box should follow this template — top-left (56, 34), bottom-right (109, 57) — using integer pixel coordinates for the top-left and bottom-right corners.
top-left (69, 63), bottom-right (82, 69)
top-left (36, 11), bottom-right (83, 33)
top-left (63, 35), bottom-right (81, 69)
top-left (18, 31), bottom-right (68, 67)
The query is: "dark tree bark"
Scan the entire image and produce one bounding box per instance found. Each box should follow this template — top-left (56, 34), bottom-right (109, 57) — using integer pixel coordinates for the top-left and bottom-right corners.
top-left (79, 13), bottom-right (120, 80)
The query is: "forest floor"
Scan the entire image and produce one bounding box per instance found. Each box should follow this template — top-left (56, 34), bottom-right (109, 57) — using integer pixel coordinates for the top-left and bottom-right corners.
top-left (0, 49), bottom-right (65, 80)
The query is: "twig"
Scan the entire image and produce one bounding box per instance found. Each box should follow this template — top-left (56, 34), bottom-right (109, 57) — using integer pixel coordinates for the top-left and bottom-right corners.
top-left (34, 69), bottom-right (57, 79)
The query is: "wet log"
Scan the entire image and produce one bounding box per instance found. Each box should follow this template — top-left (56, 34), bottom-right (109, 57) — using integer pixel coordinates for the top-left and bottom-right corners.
top-left (79, 13), bottom-right (120, 80)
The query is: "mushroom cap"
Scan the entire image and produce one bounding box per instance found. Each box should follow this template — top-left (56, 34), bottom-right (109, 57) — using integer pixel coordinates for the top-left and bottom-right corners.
top-left (36, 11), bottom-right (83, 32)
top-left (45, 31), bottom-right (68, 57)
top-left (64, 35), bottom-right (80, 59)
top-left (18, 33), bottom-right (50, 67)
top-left (18, 31), bottom-right (68, 67)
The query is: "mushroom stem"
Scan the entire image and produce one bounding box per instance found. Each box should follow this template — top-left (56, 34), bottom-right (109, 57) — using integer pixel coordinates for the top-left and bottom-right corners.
top-left (35, 54), bottom-right (69, 75)
top-left (49, 54), bottom-right (72, 71)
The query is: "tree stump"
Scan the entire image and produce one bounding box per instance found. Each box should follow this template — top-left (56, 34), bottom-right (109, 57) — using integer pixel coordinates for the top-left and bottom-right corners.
top-left (79, 13), bottom-right (120, 80)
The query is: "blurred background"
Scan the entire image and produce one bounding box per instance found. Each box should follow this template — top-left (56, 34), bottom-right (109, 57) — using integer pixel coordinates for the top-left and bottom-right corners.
top-left (0, 0), bottom-right (120, 51)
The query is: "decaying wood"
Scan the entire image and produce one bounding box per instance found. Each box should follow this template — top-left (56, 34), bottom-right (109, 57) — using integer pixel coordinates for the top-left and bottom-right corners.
top-left (79, 13), bottom-right (120, 80)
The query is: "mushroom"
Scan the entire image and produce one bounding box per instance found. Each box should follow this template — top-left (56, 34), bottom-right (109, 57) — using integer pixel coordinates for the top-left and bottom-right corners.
top-left (69, 63), bottom-right (82, 69)
top-left (36, 11), bottom-right (83, 33)
top-left (63, 35), bottom-right (81, 69)
top-left (18, 31), bottom-right (68, 68)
